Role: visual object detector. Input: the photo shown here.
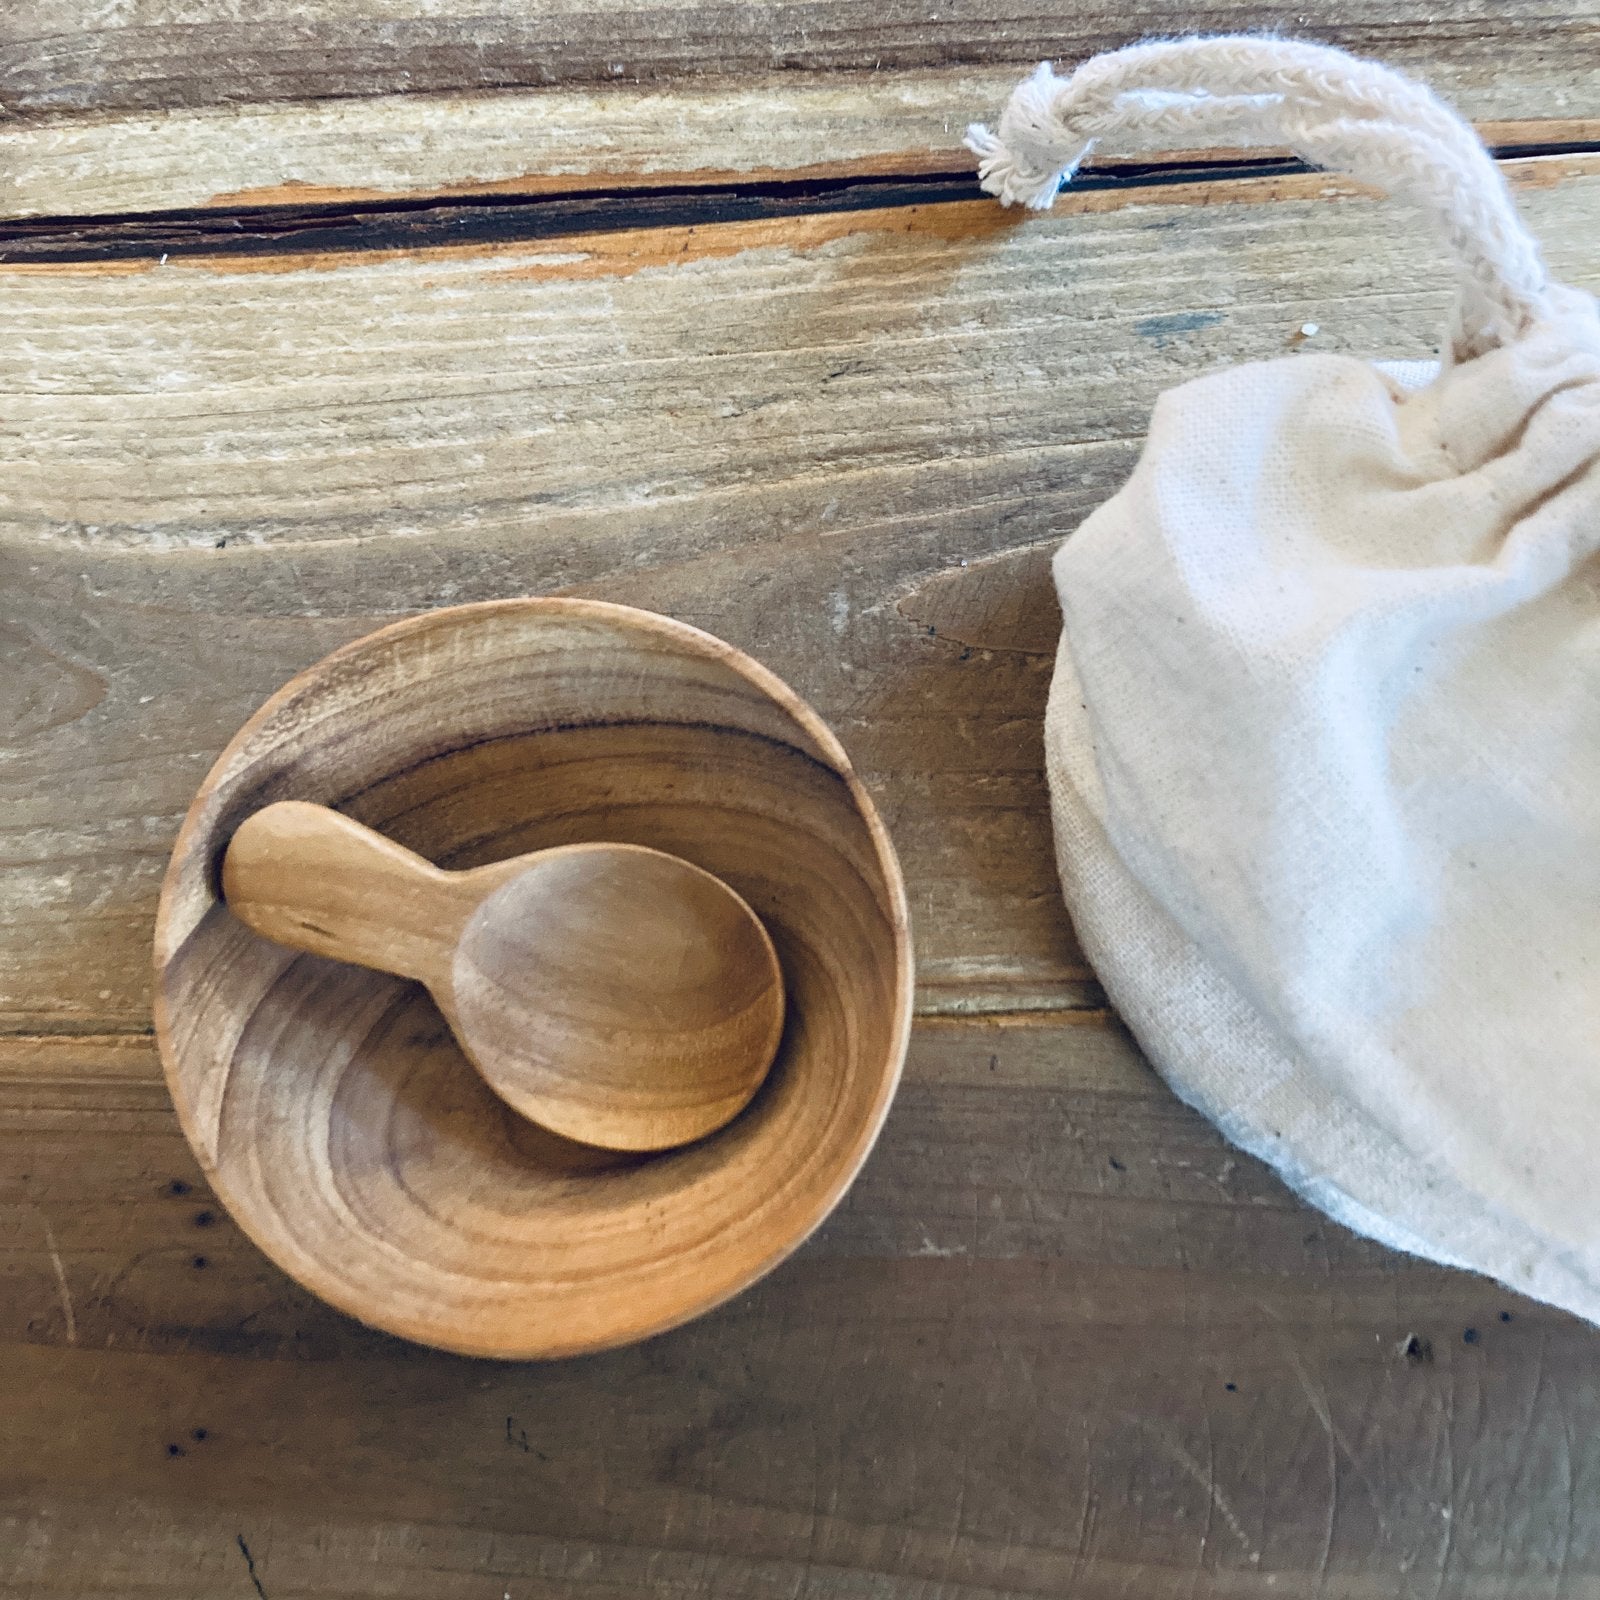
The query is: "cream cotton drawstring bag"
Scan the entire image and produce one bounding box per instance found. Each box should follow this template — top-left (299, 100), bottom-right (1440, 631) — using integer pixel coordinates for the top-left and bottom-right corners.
top-left (968, 36), bottom-right (1600, 1321)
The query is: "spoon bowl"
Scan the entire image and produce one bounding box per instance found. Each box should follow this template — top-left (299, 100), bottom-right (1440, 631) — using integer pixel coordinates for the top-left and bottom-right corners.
top-left (452, 844), bottom-right (785, 1150)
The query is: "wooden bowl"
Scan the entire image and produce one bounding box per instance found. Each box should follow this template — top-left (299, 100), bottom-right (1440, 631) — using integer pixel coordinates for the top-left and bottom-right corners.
top-left (154, 599), bottom-right (912, 1358)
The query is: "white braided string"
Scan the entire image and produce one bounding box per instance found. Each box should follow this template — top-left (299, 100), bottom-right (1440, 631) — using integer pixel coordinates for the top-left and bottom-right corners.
top-left (965, 35), bottom-right (1552, 356)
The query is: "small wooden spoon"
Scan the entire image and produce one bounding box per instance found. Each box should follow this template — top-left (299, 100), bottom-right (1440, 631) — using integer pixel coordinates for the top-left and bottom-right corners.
top-left (221, 801), bottom-right (785, 1152)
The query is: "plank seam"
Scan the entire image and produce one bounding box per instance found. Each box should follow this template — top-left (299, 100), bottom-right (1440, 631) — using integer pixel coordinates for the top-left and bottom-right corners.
top-left (4, 142), bottom-right (1596, 264)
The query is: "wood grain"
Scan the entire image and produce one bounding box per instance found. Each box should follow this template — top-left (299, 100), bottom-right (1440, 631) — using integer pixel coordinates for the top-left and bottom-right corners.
top-left (4, 161), bottom-right (1599, 1031)
top-left (5, 29), bottom-right (1599, 1590)
top-left (4, 1022), bottom-right (1596, 1598)
top-left (3, 65), bottom-right (1593, 222)
top-left (4, 1), bottom-right (1597, 118)
top-left (221, 801), bottom-right (788, 1154)
top-left (155, 601), bottom-right (909, 1353)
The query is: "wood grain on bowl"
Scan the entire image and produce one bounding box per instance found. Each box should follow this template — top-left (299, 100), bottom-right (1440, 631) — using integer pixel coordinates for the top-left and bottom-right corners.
top-left (154, 599), bottom-right (912, 1358)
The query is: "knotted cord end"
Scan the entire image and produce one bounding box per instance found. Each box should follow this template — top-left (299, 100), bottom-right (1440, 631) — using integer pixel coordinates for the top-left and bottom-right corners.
top-left (963, 61), bottom-right (1092, 210)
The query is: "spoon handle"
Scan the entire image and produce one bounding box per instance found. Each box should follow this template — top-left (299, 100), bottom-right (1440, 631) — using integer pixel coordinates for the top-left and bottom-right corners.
top-left (222, 801), bottom-right (464, 983)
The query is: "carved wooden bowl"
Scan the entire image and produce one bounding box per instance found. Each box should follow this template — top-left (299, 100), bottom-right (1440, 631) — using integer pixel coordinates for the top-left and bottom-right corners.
top-left (154, 599), bottom-right (912, 1358)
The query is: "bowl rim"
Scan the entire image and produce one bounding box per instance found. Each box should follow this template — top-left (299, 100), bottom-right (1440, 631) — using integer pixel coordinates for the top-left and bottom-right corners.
top-left (152, 595), bottom-right (914, 1359)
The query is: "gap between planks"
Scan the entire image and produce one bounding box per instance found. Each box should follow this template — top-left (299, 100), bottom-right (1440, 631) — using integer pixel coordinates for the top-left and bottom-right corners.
top-left (5, 146), bottom-right (1600, 270)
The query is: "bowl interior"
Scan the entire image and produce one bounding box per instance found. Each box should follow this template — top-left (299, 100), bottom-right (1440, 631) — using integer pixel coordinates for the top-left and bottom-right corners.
top-left (155, 600), bottom-right (911, 1357)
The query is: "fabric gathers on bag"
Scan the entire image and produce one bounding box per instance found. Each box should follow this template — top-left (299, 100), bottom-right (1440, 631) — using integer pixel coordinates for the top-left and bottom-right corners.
top-left (969, 37), bottom-right (1600, 1322)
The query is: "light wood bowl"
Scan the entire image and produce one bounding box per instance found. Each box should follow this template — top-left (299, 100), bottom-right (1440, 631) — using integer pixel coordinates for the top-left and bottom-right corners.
top-left (154, 599), bottom-right (912, 1359)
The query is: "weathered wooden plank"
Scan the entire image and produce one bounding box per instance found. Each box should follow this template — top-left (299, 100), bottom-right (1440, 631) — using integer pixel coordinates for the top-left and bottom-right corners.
top-left (7, 68), bottom-right (1001, 220)
top-left (1, 536), bottom-right (1087, 1031)
top-left (4, 160), bottom-right (1598, 1031)
top-left (3, 1), bottom-right (1597, 119)
top-left (3, 64), bottom-right (1593, 223)
top-left (2, 1024), bottom-right (1592, 1600)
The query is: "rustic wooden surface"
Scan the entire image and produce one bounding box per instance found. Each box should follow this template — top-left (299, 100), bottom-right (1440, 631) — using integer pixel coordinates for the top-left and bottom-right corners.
top-left (4, 1), bottom-right (1597, 115)
top-left (4, 72), bottom-right (1596, 221)
top-left (3, 6), bottom-right (1599, 1596)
